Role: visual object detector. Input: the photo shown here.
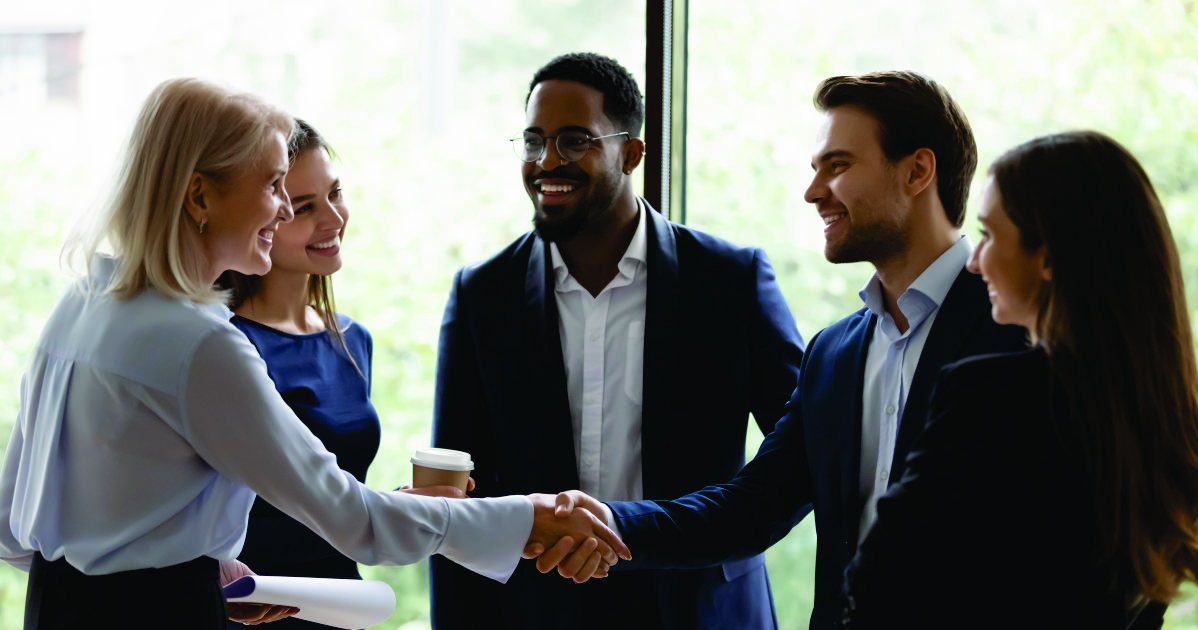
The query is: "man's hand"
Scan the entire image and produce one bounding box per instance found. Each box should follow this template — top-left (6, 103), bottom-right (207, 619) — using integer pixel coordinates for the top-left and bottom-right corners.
top-left (219, 559), bottom-right (299, 625)
top-left (399, 477), bottom-right (477, 498)
top-left (523, 491), bottom-right (621, 578)
top-left (525, 493), bottom-right (631, 584)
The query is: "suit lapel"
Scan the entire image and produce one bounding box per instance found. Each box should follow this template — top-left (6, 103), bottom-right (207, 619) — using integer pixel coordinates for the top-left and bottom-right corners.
top-left (523, 236), bottom-right (580, 488)
top-left (892, 269), bottom-right (990, 474)
top-left (835, 311), bottom-right (874, 551)
top-left (639, 201), bottom-right (678, 497)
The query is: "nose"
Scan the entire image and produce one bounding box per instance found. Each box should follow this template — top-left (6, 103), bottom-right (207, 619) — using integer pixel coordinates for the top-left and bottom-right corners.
top-left (320, 200), bottom-right (347, 230)
top-left (803, 173), bottom-right (825, 205)
top-left (278, 186), bottom-right (295, 223)
top-left (537, 139), bottom-right (569, 171)
top-left (966, 244), bottom-right (981, 275)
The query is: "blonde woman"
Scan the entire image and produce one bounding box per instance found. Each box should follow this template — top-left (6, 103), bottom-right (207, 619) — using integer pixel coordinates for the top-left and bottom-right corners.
top-left (0, 78), bottom-right (626, 630)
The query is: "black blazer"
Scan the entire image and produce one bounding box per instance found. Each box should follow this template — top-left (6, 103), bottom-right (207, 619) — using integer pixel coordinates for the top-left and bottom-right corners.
top-left (843, 348), bottom-right (1165, 629)
top-left (609, 266), bottom-right (1029, 629)
top-left (429, 202), bottom-right (805, 629)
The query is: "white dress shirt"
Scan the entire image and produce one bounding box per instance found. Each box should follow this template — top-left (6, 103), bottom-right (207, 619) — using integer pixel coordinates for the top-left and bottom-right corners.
top-left (857, 236), bottom-right (972, 543)
top-left (550, 202), bottom-right (648, 501)
top-left (0, 255), bottom-right (531, 580)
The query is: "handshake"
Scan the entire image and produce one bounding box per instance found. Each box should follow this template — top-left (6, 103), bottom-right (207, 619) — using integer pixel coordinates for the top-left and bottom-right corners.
top-left (524, 491), bottom-right (624, 583)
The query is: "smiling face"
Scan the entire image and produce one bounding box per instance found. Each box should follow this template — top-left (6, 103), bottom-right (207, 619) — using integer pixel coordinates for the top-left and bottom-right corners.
top-left (202, 131), bottom-right (292, 277)
top-left (804, 104), bottom-right (911, 266)
top-left (522, 79), bottom-right (627, 243)
top-left (268, 146), bottom-right (348, 278)
top-left (967, 177), bottom-right (1050, 330)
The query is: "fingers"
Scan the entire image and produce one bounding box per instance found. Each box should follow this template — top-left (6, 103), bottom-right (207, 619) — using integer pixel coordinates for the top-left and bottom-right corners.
top-left (581, 509), bottom-right (631, 562)
top-left (522, 541), bottom-right (546, 559)
top-left (466, 477), bottom-right (476, 492)
top-left (554, 536), bottom-right (598, 579)
top-left (535, 536), bottom-right (576, 574)
top-left (570, 546), bottom-right (605, 583)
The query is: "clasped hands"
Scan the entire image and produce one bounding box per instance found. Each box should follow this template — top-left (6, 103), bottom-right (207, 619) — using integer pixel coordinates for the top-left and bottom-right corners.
top-left (524, 490), bottom-right (625, 583)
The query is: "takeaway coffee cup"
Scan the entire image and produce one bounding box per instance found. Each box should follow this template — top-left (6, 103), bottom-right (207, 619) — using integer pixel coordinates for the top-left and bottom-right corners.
top-left (410, 447), bottom-right (474, 493)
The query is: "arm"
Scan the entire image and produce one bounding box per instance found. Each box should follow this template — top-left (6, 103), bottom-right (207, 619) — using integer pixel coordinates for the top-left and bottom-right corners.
top-left (0, 391), bottom-right (33, 571)
top-left (747, 249), bottom-right (805, 435)
top-left (181, 325), bottom-right (531, 582)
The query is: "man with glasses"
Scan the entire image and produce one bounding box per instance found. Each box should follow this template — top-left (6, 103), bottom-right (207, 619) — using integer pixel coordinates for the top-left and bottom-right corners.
top-left (428, 52), bottom-right (804, 629)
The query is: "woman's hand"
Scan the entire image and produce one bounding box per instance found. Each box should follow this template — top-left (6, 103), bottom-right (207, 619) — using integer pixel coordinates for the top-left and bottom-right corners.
top-left (398, 477), bottom-right (476, 498)
top-left (218, 559), bottom-right (300, 625)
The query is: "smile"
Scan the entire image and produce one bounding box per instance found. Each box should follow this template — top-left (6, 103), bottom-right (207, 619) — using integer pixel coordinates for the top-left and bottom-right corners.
top-left (540, 183), bottom-right (575, 193)
top-left (309, 237), bottom-right (339, 249)
top-left (823, 212), bottom-right (847, 225)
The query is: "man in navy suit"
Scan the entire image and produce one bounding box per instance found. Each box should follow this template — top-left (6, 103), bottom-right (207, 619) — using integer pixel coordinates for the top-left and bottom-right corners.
top-left (537, 71), bottom-right (1030, 628)
top-left (428, 52), bottom-right (805, 629)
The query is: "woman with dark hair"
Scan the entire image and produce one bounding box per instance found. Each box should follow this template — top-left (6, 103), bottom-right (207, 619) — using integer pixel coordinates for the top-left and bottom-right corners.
top-left (842, 130), bottom-right (1198, 629)
top-left (218, 120), bottom-right (470, 629)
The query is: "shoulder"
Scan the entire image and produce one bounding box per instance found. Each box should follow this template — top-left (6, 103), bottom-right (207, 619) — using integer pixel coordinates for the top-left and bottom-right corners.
top-left (932, 348), bottom-right (1050, 416)
top-left (661, 218), bottom-right (764, 269)
top-left (456, 232), bottom-right (539, 287)
top-left (338, 314), bottom-right (372, 343)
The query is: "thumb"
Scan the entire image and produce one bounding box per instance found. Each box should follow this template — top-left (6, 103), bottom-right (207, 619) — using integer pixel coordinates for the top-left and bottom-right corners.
top-left (554, 491), bottom-right (576, 517)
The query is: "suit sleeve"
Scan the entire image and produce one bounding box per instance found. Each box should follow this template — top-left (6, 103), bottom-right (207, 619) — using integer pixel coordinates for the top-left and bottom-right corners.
top-left (609, 345), bottom-right (817, 570)
top-left (747, 248), bottom-right (805, 435)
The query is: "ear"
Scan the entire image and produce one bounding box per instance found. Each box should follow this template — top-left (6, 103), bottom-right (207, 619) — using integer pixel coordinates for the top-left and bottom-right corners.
top-left (183, 172), bottom-right (209, 225)
top-left (621, 138), bottom-right (646, 175)
top-left (1039, 247), bottom-right (1053, 281)
top-left (903, 148), bottom-right (937, 197)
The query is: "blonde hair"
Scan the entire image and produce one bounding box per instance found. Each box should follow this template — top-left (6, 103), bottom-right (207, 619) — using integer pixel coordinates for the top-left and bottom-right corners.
top-left (64, 77), bottom-right (294, 303)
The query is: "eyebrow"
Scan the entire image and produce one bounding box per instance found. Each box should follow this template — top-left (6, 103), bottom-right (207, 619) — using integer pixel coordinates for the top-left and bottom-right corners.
top-left (811, 149), bottom-right (855, 169)
top-left (289, 179), bottom-right (340, 205)
top-left (523, 124), bottom-right (596, 136)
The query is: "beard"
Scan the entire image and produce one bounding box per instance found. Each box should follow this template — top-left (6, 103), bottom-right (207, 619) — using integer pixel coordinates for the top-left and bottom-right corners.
top-left (825, 213), bottom-right (911, 265)
top-left (531, 169), bottom-right (623, 243)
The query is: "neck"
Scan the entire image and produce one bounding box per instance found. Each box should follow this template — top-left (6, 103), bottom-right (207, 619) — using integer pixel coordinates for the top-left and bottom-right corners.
top-left (872, 208), bottom-right (960, 334)
top-left (555, 191), bottom-right (639, 297)
top-left (234, 270), bottom-right (323, 335)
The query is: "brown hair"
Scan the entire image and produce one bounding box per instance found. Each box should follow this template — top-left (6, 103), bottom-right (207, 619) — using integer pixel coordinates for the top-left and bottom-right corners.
top-left (992, 130), bottom-right (1198, 602)
top-left (217, 119), bottom-right (360, 376)
top-left (813, 71), bottom-right (977, 228)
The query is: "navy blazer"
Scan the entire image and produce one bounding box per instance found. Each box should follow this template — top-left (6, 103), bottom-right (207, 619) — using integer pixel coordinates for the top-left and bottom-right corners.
top-left (608, 264), bottom-right (1029, 629)
top-left (843, 349), bottom-right (1167, 629)
top-left (429, 202), bottom-right (805, 629)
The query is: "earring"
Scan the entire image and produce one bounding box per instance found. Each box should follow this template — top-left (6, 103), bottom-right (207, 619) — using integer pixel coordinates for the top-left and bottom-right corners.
top-left (197, 217), bottom-right (207, 235)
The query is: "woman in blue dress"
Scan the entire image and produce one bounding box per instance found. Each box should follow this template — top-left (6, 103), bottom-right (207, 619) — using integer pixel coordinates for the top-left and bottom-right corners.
top-left (219, 120), bottom-right (460, 628)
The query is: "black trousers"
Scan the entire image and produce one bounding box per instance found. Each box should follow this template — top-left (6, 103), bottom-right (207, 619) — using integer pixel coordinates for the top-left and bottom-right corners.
top-left (25, 554), bottom-right (226, 629)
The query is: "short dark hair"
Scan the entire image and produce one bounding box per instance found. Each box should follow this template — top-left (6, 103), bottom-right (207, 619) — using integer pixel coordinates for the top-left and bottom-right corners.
top-left (527, 52), bottom-right (645, 138)
top-left (814, 71), bottom-right (977, 227)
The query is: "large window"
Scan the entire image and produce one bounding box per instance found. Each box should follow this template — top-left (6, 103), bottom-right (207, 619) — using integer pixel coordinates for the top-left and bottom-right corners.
top-left (1, 1), bottom-right (1196, 628)
top-left (685, 1), bottom-right (1198, 626)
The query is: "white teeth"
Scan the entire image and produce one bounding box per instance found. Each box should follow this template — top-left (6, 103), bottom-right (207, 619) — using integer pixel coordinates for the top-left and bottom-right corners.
top-left (823, 213), bottom-right (847, 225)
top-left (260, 231), bottom-right (274, 240)
top-left (309, 237), bottom-right (338, 249)
top-left (540, 183), bottom-right (575, 193)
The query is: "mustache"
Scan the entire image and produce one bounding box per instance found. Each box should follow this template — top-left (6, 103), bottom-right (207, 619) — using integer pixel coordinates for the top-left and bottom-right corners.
top-left (528, 166), bottom-right (587, 181)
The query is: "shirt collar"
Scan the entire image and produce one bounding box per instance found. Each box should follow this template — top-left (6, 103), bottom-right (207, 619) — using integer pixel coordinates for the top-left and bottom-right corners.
top-left (550, 199), bottom-right (649, 288)
top-left (858, 235), bottom-right (973, 326)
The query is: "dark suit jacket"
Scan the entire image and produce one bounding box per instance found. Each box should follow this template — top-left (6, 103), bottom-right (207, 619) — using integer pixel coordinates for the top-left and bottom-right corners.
top-left (608, 265), bottom-right (1029, 629)
top-left (430, 202), bottom-right (805, 629)
top-left (843, 349), bottom-right (1164, 629)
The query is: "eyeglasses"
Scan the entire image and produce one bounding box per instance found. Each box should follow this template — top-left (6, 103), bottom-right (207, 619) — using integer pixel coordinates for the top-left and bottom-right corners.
top-left (510, 130), bottom-right (630, 163)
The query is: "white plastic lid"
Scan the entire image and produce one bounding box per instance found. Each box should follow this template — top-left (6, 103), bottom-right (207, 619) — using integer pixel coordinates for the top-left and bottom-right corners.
top-left (410, 447), bottom-right (475, 471)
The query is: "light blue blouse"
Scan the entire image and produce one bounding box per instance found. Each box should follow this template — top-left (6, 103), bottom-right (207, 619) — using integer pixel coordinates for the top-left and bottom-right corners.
top-left (0, 256), bottom-right (530, 580)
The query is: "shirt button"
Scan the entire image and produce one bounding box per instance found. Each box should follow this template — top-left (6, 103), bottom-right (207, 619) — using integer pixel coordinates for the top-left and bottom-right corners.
top-left (589, 332), bottom-right (600, 342)
top-left (881, 468), bottom-right (889, 480)
top-left (885, 404), bottom-right (896, 415)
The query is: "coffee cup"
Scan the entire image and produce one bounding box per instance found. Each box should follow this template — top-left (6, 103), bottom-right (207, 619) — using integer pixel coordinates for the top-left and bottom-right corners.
top-left (410, 447), bottom-right (474, 493)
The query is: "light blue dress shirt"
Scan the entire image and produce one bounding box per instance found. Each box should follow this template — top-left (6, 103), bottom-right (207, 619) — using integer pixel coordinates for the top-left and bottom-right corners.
top-left (856, 237), bottom-right (972, 543)
top-left (0, 256), bottom-right (531, 580)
